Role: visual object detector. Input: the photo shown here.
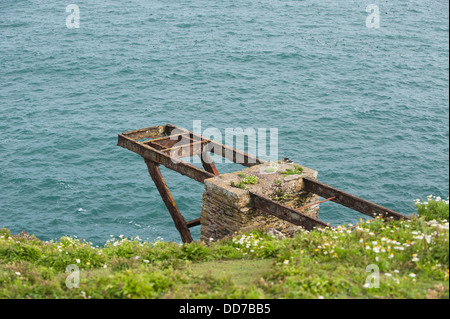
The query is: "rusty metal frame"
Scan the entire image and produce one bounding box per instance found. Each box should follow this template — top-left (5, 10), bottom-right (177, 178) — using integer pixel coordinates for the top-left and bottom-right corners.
top-left (118, 124), bottom-right (409, 243)
top-left (118, 123), bottom-right (267, 243)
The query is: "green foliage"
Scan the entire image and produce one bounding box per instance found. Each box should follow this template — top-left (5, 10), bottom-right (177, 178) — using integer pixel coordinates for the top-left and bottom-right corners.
top-left (415, 195), bottom-right (449, 221)
top-left (181, 242), bottom-right (211, 261)
top-left (272, 190), bottom-right (290, 201)
top-left (238, 173), bottom-right (259, 185)
top-left (230, 181), bottom-right (246, 189)
top-left (0, 228), bottom-right (11, 238)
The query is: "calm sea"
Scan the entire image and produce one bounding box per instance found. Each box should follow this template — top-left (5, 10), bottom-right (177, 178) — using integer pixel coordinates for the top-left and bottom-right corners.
top-left (1, 0), bottom-right (448, 245)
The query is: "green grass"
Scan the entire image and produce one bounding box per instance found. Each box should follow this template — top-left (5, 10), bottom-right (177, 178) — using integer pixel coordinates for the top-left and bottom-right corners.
top-left (188, 259), bottom-right (273, 287)
top-left (0, 195), bottom-right (448, 299)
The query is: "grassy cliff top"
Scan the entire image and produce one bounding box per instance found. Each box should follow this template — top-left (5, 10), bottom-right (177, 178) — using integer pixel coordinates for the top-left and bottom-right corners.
top-left (0, 195), bottom-right (448, 299)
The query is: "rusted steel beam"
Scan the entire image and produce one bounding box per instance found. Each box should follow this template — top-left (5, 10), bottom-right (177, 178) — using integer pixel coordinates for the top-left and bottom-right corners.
top-left (199, 151), bottom-right (220, 176)
top-left (122, 125), bottom-right (166, 140)
top-left (165, 124), bottom-right (211, 142)
top-left (148, 136), bottom-right (185, 150)
top-left (142, 133), bottom-right (186, 145)
top-left (144, 134), bottom-right (209, 158)
top-left (208, 142), bottom-right (265, 167)
top-left (118, 134), bottom-right (215, 183)
top-left (249, 192), bottom-right (331, 231)
top-left (161, 136), bottom-right (211, 158)
top-left (303, 177), bottom-right (410, 221)
top-left (186, 218), bottom-right (201, 228)
top-left (166, 124), bottom-right (265, 167)
top-left (163, 140), bottom-right (205, 158)
top-left (297, 197), bottom-right (336, 211)
top-left (145, 160), bottom-right (194, 244)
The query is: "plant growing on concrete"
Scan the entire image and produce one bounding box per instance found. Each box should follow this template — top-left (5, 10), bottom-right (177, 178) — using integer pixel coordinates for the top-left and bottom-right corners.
top-left (272, 191), bottom-right (290, 201)
top-left (231, 174), bottom-right (259, 189)
top-left (230, 181), bottom-right (246, 189)
top-left (280, 165), bottom-right (303, 176)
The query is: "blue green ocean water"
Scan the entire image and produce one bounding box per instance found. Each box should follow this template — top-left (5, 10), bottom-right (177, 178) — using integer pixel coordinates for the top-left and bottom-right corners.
top-left (0, 0), bottom-right (448, 245)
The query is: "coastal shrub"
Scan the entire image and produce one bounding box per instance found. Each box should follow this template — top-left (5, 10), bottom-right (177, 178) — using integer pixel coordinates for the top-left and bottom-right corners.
top-left (181, 242), bottom-right (211, 261)
top-left (415, 195), bottom-right (449, 221)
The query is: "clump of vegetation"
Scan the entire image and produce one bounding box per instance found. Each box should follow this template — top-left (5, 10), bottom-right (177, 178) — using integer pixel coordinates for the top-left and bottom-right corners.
top-left (0, 195), bottom-right (448, 299)
top-left (238, 173), bottom-right (259, 184)
top-left (272, 190), bottom-right (290, 201)
top-left (230, 181), bottom-right (246, 189)
top-left (415, 195), bottom-right (449, 221)
top-left (281, 165), bottom-right (303, 176)
top-left (230, 173), bottom-right (259, 189)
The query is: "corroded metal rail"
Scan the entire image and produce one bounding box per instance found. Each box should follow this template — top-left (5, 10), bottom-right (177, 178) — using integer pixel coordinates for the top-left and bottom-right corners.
top-left (118, 124), bottom-right (410, 243)
top-left (303, 177), bottom-right (408, 221)
top-left (250, 192), bottom-right (330, 231)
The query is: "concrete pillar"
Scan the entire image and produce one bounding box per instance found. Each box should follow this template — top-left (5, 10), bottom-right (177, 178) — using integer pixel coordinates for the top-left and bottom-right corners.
top-left (200, 160), bottom-right (320, 241)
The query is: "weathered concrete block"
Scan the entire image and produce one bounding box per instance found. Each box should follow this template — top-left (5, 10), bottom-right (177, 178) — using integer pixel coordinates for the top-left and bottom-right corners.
top-left (200, 160), bottom-right (320, 242)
